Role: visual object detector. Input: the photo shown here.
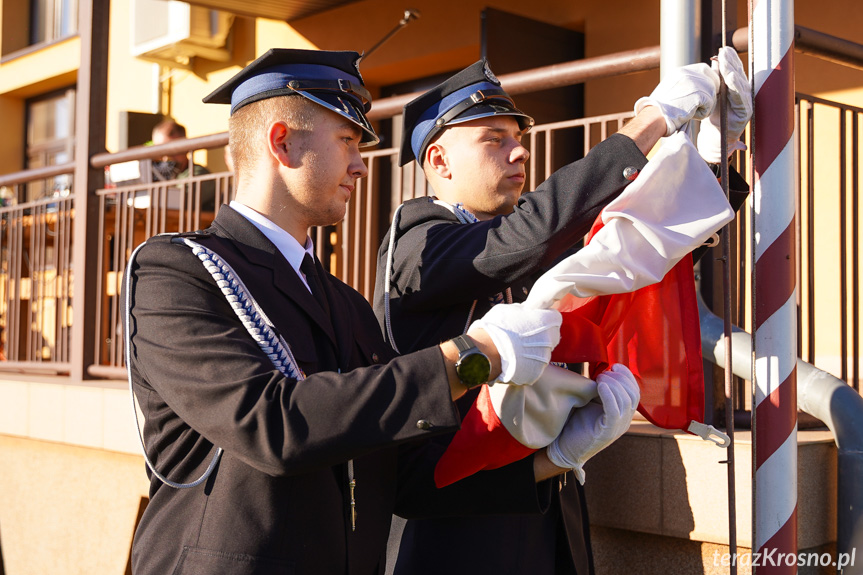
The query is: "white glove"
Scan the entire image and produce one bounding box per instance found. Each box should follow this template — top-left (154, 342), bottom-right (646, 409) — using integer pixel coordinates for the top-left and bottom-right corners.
top-left (469, 303), bottom-right (562, 386)
top-left (546, 364), bottom-right (640, 483)
top-left (697, 46), bottom-right (753, 163)
top-left (635, 63), bottom-right (720, 136)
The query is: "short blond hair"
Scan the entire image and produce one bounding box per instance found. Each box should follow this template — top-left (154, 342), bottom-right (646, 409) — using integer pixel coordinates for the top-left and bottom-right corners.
top-left (228, 95), bottom-right (318, 177)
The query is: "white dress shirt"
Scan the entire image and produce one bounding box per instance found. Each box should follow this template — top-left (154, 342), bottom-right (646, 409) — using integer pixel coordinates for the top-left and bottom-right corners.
top-left (229, 200), bottom-right (315, 293)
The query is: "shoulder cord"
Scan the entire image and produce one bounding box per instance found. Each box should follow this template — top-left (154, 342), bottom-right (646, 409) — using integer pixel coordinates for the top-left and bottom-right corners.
top-left (382, 199), bottom-right (511, 354)
top-left (125, 236), bottom-right (304, 489)
top-left (382, 204), bottom-right (406, 354)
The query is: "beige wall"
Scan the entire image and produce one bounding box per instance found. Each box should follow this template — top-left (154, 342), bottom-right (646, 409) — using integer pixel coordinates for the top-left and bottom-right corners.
top-left (0, 435), bottom-right (149, 575)
top-left (0, 375), bottom-right (150, 574)
top-left (0, 94), bottom-right (24, 175)
top-left (105, 0), bottom-right (160, 152)
top-left (0, 37), bottom-right (79, 98)
top-left (795, 0), bottom-right (863, 105)
top-left (105, 9), bottom-right (322, 157)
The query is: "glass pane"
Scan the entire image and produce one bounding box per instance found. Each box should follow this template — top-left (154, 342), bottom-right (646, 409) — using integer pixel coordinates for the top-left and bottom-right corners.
top-left (26, 90), bottom-right (75, 203)
top-left (28, 99), bottom-right (57, 145)
top-left (30, 0), bottom-right (49, 45)
top-left (28, 154), bottom-right (46, 169)
top-left (54, 96), bottom-right (70, 139)
top-left (58, 0), bottom-right (78, 38)
top-left (27, 92), bottom-right (72, 145)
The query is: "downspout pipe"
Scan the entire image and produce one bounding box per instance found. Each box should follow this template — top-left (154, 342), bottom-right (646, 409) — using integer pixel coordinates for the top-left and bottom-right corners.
top-left (698, 294), bottom-right (863, 567)
top-left (660, 0), bottom-right (701, 74)
top-left (660, 0), bottom-right (700, 143)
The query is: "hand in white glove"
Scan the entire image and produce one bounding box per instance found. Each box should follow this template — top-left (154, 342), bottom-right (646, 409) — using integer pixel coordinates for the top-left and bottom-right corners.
top-left (546, 364), bottom-right (640, 483)
top-left (697, 46), bottom-right (753, 163)
top-left (469, 303), bottom-right (562, 386)
top-left (635, 63), bottom-right (720, 136)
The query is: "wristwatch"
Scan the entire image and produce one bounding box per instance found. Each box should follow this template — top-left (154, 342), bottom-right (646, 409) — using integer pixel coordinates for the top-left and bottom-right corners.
top-left (451, 335), bottom-right (491, 389)
top-left (707, 162), bottom-right (722, 179)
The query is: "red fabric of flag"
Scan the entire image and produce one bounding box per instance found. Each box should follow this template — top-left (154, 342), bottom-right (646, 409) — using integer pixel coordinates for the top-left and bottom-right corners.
top-left (434, 226), bottom-right (705, 488)
top-left (554, 252), bottom-right (704, 430)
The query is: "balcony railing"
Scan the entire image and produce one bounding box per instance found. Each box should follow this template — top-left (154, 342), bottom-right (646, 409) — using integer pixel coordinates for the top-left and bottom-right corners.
top-left (94, 170), bottom-right (233, 369)
top-left (0, 163), bottom-right (75, 371)
top-left (796, 94), bottom-right (862, 389)
top-left (0, 96), bottom-right (860, 396)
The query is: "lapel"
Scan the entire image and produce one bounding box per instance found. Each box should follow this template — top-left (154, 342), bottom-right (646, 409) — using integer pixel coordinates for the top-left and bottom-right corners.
top-left (209, 207), bottom-right (339, 349)
top-left (315, 257), bottom-right (354, 370)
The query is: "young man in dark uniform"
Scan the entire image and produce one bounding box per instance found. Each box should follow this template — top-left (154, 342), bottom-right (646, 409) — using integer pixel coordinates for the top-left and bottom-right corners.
top-left (374, 56), bottom-right (750, 575)
top-left (124, 49), bottom-right (568, 575)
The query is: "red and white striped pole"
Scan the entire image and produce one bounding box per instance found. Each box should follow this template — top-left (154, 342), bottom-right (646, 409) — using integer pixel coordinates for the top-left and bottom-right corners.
top-left (750, 0), bottom-right (798, 572)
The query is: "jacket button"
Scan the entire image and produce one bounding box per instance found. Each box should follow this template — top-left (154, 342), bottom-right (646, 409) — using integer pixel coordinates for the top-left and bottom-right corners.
top-left (623, 166), bottom-right (639, 181)
top-left (416, 420), bottom-right (434, 430)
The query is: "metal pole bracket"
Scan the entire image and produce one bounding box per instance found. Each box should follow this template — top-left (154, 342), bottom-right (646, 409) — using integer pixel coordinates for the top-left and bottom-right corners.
top-left (688, 421), bottom-right (731, 447)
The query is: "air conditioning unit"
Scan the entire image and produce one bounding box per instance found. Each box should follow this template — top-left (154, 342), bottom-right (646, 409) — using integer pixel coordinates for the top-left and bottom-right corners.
top-left (131, 0), bottom-right (234, 68)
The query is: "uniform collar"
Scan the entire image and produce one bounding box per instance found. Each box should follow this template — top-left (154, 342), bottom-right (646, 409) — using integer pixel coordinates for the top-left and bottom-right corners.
top-left (229, 200), bottom-right (314, 280)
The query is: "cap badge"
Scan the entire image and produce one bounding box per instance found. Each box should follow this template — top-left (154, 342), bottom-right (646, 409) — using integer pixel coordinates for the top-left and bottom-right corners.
top-left (483, 62), bottom-right (500, 85)
top-left (338, 98), bottom-right (352, 115)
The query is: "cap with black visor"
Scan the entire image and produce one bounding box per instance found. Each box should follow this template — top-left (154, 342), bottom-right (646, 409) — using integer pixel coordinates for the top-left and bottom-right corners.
top-left (399, 59), bottom-right (534, 167)
top-left (203, 48), bottom-right (379, 147)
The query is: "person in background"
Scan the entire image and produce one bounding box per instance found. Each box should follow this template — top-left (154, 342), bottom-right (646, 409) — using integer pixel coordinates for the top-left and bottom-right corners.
top-left (150, 118), bottom-right (216, 210)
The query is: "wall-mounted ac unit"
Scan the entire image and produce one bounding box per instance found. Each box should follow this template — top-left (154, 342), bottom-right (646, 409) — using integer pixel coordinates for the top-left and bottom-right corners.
top-left (131, 0), bottom-right (234, 68)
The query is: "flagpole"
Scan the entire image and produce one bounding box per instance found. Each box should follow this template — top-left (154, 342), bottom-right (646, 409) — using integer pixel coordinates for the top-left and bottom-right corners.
top-left (750, 0), bottom-right (799, 572)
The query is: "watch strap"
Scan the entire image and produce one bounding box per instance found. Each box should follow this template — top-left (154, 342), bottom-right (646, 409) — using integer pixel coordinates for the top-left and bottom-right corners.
top-left (452, 334), bottom-right (477, 354)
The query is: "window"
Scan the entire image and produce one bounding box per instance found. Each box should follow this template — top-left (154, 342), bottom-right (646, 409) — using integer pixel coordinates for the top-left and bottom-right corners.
top-left (30, 0), bottom-right (78, 46)
top-left (25, 88), bottom-right (75, 203)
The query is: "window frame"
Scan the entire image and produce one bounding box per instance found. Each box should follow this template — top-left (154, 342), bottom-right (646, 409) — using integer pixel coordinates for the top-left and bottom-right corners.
top-left (23, 87), bottom-right (77, 203)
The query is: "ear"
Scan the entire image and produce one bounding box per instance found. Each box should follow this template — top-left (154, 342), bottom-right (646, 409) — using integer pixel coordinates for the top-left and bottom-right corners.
top-left (267, 121), bottom-right (294, 168)
top-left (425, 142), bottom-right (451, 180)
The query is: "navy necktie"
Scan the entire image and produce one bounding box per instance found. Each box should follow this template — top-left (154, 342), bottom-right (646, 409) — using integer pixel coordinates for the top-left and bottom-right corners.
top-left (301, 253), bottom-right (331, 320)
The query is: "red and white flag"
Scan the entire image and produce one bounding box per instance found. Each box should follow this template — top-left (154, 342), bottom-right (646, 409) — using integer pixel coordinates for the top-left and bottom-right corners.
top-left (435, 132), bottom-right (734, 488)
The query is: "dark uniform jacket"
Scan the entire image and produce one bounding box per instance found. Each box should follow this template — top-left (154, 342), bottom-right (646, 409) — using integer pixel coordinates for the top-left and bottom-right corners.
top-left (126, 206), bottom-right (550, 575)
top-left (373, 133), bottom-right (653, 575)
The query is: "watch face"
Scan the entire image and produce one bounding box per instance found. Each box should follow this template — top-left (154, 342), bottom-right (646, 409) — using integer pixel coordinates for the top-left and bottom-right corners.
top-left (457, 353), bottom-right (491, 387)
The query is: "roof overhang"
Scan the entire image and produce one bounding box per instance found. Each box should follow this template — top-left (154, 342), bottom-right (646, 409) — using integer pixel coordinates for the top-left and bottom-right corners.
top-left (177, 0), bottom-right (362, 21)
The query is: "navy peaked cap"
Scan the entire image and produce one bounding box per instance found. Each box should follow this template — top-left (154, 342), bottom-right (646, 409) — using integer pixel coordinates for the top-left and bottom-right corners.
top-left (399, 59), bottom-right (534, 166)
top-left (203, 48), bottom-right (379, 146)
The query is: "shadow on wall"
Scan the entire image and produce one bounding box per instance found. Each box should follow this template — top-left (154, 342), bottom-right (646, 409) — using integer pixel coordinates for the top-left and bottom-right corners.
top-left (583, 433), bottom-right (703, 575)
